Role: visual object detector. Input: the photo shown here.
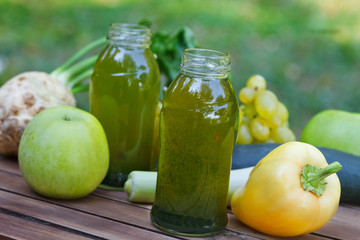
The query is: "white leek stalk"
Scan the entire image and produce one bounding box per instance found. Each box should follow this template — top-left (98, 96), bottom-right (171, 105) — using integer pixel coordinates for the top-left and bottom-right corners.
top-left (124, 171), bottom-right (157, 203)
top-left (124, 167), bottom-right (254, 206)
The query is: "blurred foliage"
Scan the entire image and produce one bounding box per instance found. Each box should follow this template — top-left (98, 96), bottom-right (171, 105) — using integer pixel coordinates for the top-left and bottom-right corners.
top-left (149, 26), bottom-right (198, 83)
top-left (0, 0), bottom-right (359, 137)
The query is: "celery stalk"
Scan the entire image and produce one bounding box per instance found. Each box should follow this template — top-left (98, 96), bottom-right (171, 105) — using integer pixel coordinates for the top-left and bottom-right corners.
top-left (49, 37), bottom-right (106, 94)
top-left (124, 167), bottom-right (254, 206)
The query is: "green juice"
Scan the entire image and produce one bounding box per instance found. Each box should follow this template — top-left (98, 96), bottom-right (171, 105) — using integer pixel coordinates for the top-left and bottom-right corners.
top-left (90, 44), bottom-right (160, 188)
top-left (151, 72), bottom-right (239, 236)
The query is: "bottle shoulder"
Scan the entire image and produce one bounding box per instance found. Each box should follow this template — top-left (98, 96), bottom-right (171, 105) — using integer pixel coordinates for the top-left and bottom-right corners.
top-left (164, 74), bottom-right (238, 106)
top-left (94, 45), bottom-right (158, 73)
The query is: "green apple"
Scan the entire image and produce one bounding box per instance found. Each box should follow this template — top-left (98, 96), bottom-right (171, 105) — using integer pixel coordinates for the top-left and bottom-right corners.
top-left (18, 106), bottom-right (109, 199)
top-left (301, 109), bottom-right (360, 156)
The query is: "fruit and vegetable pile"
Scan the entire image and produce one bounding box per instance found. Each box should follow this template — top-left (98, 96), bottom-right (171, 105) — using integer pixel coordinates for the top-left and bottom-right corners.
top-left (1, 23), bottom-right (360, 238)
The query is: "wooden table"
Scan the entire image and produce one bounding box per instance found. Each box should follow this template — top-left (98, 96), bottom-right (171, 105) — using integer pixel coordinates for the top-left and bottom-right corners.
top-left (1, 155), bottom-right (359, 240)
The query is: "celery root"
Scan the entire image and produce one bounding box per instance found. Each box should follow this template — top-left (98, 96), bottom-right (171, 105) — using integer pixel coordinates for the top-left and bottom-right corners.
top-left (0, 72), bottom-right (75, 155)
top-left (124, 167), bottom-right (254, 206)
top-left (0, 38), bottom-right (106, 156)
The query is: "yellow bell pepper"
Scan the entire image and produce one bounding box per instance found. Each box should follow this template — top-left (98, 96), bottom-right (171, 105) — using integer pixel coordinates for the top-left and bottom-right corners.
top-left (231, 141), bottom-right (342, 237)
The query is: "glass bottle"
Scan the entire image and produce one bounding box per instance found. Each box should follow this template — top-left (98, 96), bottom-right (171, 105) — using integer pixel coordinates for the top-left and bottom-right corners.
top-left (89, 23), bottom-right (160, 189)
top-left (150, 48), bottom-right (239, 236)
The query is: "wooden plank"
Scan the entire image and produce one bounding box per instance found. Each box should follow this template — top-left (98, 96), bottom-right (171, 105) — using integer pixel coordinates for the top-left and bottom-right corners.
top-left (226, 215), bottom-right (329, 240)
top-left (227, 204), bottom-right (360, 240)
top-left (0, 194), bottom-right (259, 240)
top-left (0, 154), bottom-right (20, 175)
top-left (93, 191), bottom-right (263, 240)
top-left (332, 204), bottom-right (360, 225)
top-left (0, 189), bottom-right (181, 240)
top-left (93, 188), bottom-right (151, 209)
top-left (0, 172), bottom-right (258, 239)
top-left (314, 205), bottom-right (360, 239)
top-left (94, 188), bottom-right (343, 240)
top-left (95, 189), bottom-right (326, 240)
top-left (0, 210), bottom-right (90, 240)
top-left (95, 188), bottom-right (347, 239)
top-left (1, 155), bottom-right (359, 239)
top-left (0, 170), bottom-right (324, 240)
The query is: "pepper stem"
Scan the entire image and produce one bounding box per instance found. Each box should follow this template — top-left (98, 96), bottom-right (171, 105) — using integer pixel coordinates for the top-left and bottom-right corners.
top-left (301, 161), bottom-right (342, 196)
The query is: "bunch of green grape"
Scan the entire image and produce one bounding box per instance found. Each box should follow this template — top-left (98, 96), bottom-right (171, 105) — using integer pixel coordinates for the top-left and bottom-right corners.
top-left (236, 75), bottom-right (296, 144)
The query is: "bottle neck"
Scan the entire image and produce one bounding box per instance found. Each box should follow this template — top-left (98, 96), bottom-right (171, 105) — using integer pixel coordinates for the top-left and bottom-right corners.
top-left (107, 23), bottom-right (151, 48)
top-left (180, 48), bottom-right (231, 79)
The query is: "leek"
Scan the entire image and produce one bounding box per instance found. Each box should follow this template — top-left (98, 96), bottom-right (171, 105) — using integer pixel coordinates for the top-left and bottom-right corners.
top-left (124, 167), bottom-right (254, 207)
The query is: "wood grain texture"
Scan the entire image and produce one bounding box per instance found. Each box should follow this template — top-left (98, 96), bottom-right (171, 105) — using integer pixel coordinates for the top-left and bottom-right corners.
top-left (0, 211), bottom-right (90, 240)
top-left (1, 154), bottom-right (360, 240)
top-left (0, 155), bottom-right (20, 175)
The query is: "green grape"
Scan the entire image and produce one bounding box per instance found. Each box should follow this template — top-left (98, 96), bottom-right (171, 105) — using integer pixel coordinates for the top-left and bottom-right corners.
top-left (265, 138), bottom-right (275, 143)
top-left (236, 123), bottom-right (253, 144)
top-left (276, 101), bottom-right (289, 123)
top-left (267, 101), bottom-right (289, 129)
top-left (250, 117), bottom-right (270, 141)
top-left (252, 139), bottom-right (266, 144)
top-left (236, 109), bottom-right (243, 141)
top-left (270, 126), bottom-right (296, 143)
top-left (246, 74), bottom-right (266, 91)
top-left (254, 90), bottom-right (278, 119)
top-left (267, 114), bottom-right (282, 129)
top-left (253, 138), bottom-right (275, 144)
top-left (241, 115), bottom-right (251, 125)
top-left (242, 103), bottom-right (257, 119)
top-left (239, 104), bottom-right (245, 112)
top-left (237, 74), bottom-right (295, 145)
top-left (282, 121), bottom-right (289, 128)
top-left (239, 87), bottom-right (256, 104)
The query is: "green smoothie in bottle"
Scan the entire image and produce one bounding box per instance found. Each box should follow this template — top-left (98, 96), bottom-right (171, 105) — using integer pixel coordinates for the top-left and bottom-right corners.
top-left (151, 48), bottom-right (239, 236)
top-left (90, 23), bottom-right (160, 188)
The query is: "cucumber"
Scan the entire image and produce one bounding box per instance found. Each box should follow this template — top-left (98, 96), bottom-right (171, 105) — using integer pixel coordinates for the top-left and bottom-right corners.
top-left (231, 143), bottom-right (360, 204)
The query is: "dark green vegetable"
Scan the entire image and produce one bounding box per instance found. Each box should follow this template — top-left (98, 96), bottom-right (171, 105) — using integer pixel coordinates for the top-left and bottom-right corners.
top-left (232, 143), bottom-right (360, 204)
top-left (139, 20), bottom-right (199, 99)
top-left (149, 26), bottom-right (198, 83)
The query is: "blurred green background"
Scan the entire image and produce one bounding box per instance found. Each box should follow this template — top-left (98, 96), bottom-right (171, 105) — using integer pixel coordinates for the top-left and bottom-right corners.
top-left (0, 0), bottom-right (359, 137)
